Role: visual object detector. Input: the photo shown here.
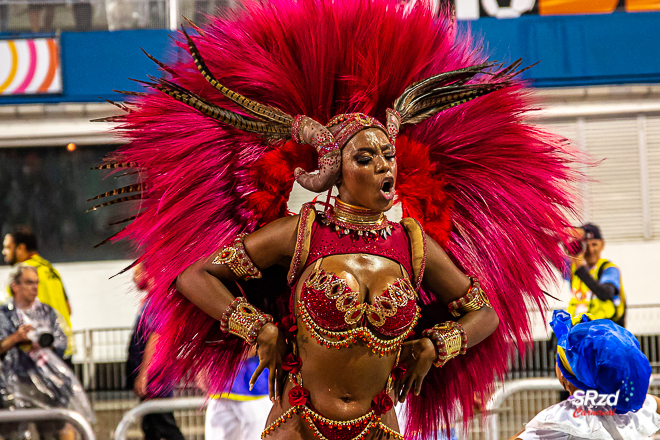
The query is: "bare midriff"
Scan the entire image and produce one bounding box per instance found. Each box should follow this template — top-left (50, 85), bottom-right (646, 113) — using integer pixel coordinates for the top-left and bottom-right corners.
top-left (263, 254), bottom-right (407, 439)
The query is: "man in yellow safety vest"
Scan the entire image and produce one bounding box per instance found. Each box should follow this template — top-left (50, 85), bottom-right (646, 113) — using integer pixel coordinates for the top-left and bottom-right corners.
top-left (567, 223), bottom-right (626, 327)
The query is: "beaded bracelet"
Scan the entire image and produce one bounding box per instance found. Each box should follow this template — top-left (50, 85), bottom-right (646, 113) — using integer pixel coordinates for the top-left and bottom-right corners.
top-left (422, 321), bottom-right (467, 367)
top-left (448, 276), bottom-right (492, 318)
top-left (220, 296), bottom-right (243, 332)
top-left (220, 297), bottom-right (273, 345)
top-left (212, 233), bottom-right (262, 281)
top-left (448, 321), bottom-right (468, 355)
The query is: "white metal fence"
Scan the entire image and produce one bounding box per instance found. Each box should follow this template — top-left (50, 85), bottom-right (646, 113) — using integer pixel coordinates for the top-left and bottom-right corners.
top-left (545, 304), bottom-right (660, 336)
top-left (107, 380), bottom-right (660, 440)
top-left (73, 327), bottom-right (132, 389)
top-left (71, 307), bottom-right (660, 440)
top-left (72, 305), bottom-right (660, 389)
top-left (70, 327), bottom-right (206, 440)
top-left (480, 376), bottom-right (660, 440)
top-left (0, 409), bottom-right (96, 440)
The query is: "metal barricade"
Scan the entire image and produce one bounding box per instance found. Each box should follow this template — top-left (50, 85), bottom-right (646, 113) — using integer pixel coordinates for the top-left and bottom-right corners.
top-left (485, 378), bottom-right (562, 440)
top-left (73, 327), bottom-right (133, 390)
top-left (74, 320), bottom-right (660, 439)
top-left (0, 408), bottom-right (96, 440)
top-left (543, 304), bottom-right (660, 337)
top-left (0, 0), bottom-right (230, 33)
top-left (114, 397), bottom-right (207, 440)
top-left (485, 374), bottom-right (660, 440)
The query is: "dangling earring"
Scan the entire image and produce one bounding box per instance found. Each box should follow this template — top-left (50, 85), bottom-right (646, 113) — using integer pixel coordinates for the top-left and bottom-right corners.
top-left (324, 189), bottom-right (333, 215)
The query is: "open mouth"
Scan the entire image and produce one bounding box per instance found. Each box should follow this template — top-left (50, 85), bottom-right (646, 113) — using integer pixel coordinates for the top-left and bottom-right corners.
top-left (380, 177), bottom-right (395, 200)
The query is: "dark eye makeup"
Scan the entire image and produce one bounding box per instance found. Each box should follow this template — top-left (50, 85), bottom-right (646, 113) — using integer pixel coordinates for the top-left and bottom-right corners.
top-left (354, 143), bottom-right (396, 164)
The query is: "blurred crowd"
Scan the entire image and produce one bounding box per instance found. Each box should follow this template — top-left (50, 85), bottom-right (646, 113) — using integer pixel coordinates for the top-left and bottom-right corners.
top-left (0, 226), bottom-right (91, 440)
top-left (0, 226), bottom-right (271, 440)
top-left (0, 0), bottom-right (234, 34)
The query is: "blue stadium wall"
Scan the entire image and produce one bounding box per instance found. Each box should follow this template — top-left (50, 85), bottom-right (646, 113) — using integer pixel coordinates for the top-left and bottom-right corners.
top-left (1, 11), bottom-right (660, 105)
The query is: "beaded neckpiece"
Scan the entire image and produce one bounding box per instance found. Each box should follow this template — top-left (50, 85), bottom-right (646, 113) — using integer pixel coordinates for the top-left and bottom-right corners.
top-left (321, 199), bottom-right (393, 242)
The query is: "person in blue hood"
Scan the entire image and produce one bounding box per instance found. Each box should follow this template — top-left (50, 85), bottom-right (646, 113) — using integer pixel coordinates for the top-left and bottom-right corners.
top-left (511, 310), bottom-right (660, 440)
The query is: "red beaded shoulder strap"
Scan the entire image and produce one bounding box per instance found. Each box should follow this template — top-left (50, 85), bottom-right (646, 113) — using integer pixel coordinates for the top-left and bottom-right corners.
top-left (399, 218), bottom-right (427, 292)
top-left (287, 203), bottom-right (317, 286)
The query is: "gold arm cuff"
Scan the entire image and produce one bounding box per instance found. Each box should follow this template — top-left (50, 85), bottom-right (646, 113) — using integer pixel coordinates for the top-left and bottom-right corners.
top-left (212, 233), bottom-right (262, 281)
top-left (448, 277), bottom-right (492, 318)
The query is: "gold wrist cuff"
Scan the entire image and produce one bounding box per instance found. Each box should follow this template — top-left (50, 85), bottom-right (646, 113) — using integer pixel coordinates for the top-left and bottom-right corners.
top-left (422, 322), bottom-right (467, 367)
top-left (220, 297), bottom-right (273, 345)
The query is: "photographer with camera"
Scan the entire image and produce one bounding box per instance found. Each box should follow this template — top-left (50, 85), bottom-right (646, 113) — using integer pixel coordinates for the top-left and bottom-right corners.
top-left (0, 263), bottom-right (68, 440)
top-left (566, 223), bottom-right (626, 327)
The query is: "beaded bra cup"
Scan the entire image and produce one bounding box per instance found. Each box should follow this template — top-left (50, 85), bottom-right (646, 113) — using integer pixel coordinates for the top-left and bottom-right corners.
top-left (303, 269), bottom-right (418, 334)
top-left (298, 267), bottom-right (420, 356)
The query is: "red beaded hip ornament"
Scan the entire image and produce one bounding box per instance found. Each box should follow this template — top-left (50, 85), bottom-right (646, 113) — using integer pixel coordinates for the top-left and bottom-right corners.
top-left (261, 406), bottom-right (402, 440)
top-left (261, 365), bottom-right (403, 440)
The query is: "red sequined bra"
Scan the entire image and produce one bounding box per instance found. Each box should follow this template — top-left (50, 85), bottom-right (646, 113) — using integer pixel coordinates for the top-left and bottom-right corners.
top-left (298, 263), bottom-right (420, 356)
top-left (289, 203), bottom-right (427, 356)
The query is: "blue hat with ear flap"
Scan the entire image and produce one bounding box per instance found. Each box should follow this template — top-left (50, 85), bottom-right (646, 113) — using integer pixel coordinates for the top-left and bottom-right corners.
top-left (551, 310), bottom-right (651, 414)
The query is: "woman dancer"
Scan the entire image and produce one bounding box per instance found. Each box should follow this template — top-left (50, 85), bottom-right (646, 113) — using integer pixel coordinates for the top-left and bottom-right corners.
top-left (176, 124), bottom-right (499, 439)
top-left (92, 0), bottom-right (581, 438)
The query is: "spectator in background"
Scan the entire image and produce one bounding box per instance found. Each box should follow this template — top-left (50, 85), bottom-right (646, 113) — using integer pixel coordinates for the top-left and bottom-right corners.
top-left (0, 1), bottom-right (8, 33)
top-left (126, 264), bottom-right (184, 440)
top-left (0, 264), bottom-right (68, 440)
top-left (27, 2), bottom-right (55, 33)
top-left (204, 354), bottom-right (271, 440)
top-left (565, 223), bottom-right (626, 327)
top-left (2, 226), bottom-right (75, 367)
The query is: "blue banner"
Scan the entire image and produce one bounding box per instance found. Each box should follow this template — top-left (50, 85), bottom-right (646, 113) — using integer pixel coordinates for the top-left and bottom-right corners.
top-left (0, 29), bottom-right (175, 105)
top-left (1, 11), bottom-right (660, 105)
top-left (456, 0), bottom-right (660, 20)
top-left (464, 12), bottom-right (660, 87)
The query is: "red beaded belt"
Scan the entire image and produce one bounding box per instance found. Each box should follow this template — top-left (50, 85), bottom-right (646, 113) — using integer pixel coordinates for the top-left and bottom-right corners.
top-left (261, 355), bottom-right (406, 440)
top-left (261, 404), bottom-right (403, 440)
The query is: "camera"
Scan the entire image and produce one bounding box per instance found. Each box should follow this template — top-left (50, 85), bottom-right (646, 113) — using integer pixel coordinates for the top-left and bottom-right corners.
top-left (565, 238), bottom-right (586, 257)
top-left (27, 330), bottom-right (55, 348)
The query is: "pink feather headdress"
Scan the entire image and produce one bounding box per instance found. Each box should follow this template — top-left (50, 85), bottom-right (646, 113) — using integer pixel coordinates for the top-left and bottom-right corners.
top-left (92, 0), bottom-right (582, 438)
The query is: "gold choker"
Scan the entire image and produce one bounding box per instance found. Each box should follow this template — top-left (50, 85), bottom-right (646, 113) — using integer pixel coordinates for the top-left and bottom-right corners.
top-left (321, 199), bottom-right (391, 241)
top-left (333, 199), bottom-right (386, 225)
